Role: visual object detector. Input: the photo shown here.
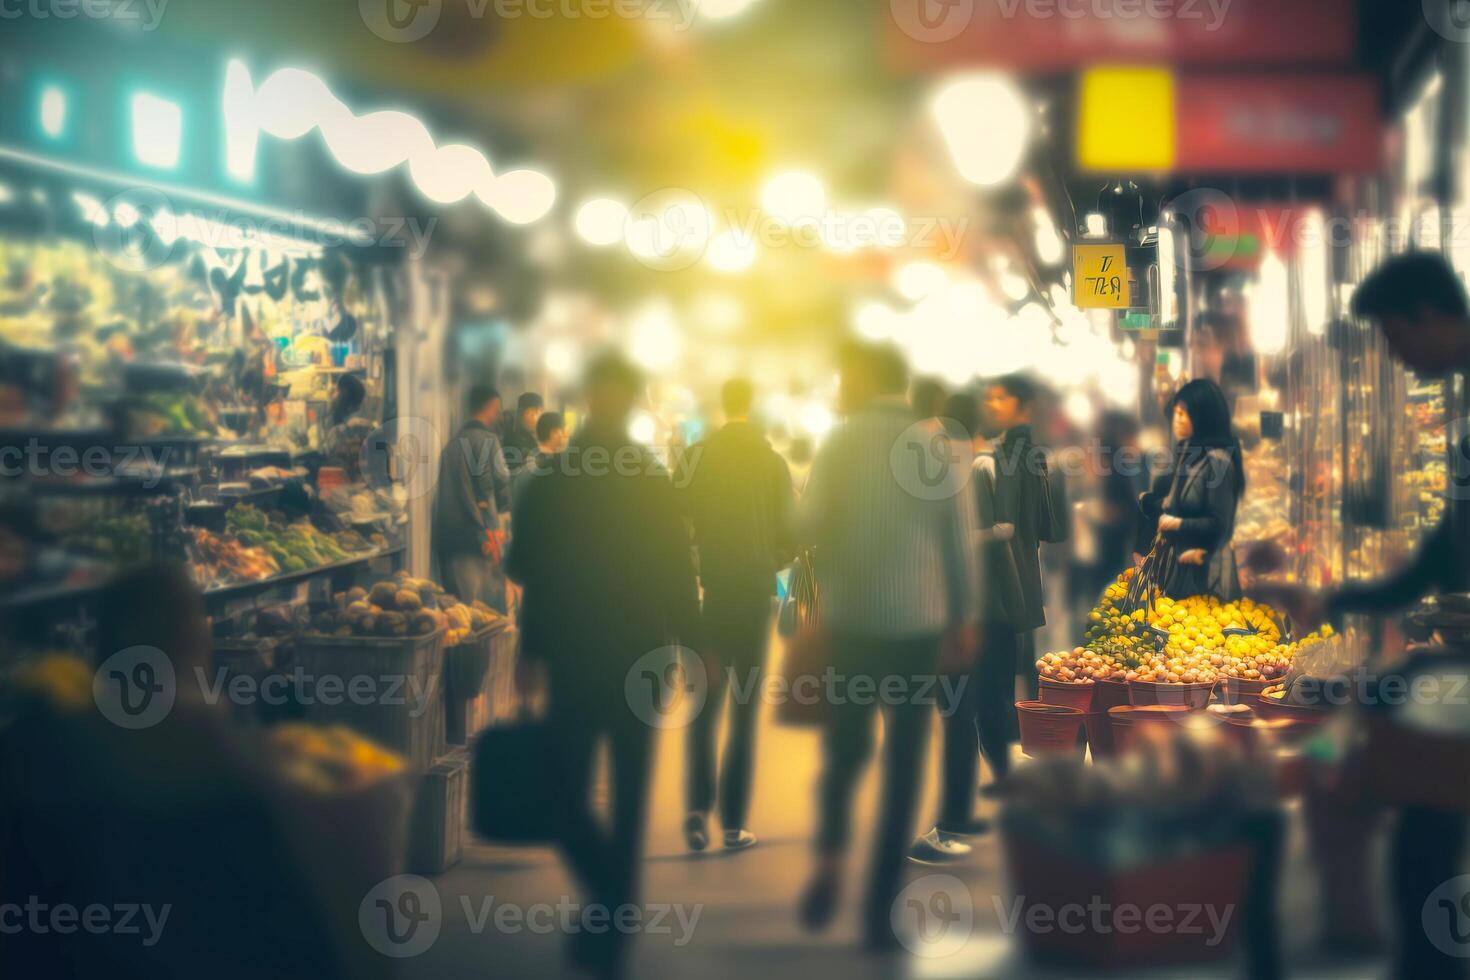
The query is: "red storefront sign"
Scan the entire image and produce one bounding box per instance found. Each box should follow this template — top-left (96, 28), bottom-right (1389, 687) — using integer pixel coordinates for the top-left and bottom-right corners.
top-left (885, 0), bottom-right (1356, 73)
top-left (1174, 75), bottom-right (1380, 173)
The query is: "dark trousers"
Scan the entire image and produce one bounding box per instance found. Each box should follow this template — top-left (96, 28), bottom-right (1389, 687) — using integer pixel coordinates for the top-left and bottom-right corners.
top-left (937, 622), bottom-right (1015, 831)
top-left (546, 671), bottom-right (655, 965)
top-left (686, 587), bottom-right (773, 829)
top-left (816, 631), bottom-right (940, 935)
top-left (1392, 806), bottom-right (1470, 980)
top-left (1014, 629), bottom-right (1038, 706)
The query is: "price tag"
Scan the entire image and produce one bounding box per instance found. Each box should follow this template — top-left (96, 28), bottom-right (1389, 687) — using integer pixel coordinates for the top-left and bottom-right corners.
top-left (1073, 243), bottom-right (1130, 309)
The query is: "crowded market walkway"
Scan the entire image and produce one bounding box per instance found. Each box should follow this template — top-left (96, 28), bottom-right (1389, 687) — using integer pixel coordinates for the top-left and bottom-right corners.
top-left (406, 639), bottom-right (1390, 980)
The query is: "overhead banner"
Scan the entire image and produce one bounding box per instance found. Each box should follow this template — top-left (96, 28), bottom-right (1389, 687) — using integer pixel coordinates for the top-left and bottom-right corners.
top-left (885, 0), bottom-right (1356, 74)
top-left (1076, 69), bottom-right (1381, 174)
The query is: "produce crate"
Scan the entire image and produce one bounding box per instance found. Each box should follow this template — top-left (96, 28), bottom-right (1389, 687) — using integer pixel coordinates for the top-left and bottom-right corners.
top-left (1003, 830), bottom-right (1250, 969)
top-left (443, 624), bottom-right (501, 746)
top-left (292, 629), bottom-right (447, 772)
top-left (453, 623), bottom-right (520, 745)
top-left (407, 749), bottom-right (468, 874)
top-left (275, 770), bottom-right (415, 898)
top-left (211, 636), bottom-right (280, 724)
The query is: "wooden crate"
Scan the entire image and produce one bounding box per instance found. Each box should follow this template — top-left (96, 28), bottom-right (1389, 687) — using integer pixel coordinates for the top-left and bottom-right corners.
top-left (292, 629), bottom-right (447, 772)
top-left (407, 749), bottom-right (468, 874)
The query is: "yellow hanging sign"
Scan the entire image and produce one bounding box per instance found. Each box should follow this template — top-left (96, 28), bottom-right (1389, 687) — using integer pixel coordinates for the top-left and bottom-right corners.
top-left (1073, 243), bottom-right (1130, 309)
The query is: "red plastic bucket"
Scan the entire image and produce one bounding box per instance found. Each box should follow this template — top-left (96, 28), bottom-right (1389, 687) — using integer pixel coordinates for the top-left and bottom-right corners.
top-left (1083, 711), bottom-right (1116, 759)
top-left (1038, 677), bottom-right (1096, 711)
top-left (1094, 678), bottom-right (1132, 711)
top-left (1129, 679), bottom-right (1214, 709)
top-left (1108, 704), bottom-right (1192, 753)
top-left (1219, 676), bottom-right (1271, 705)
top-left (1017, 701), bottom-right (1086, 757)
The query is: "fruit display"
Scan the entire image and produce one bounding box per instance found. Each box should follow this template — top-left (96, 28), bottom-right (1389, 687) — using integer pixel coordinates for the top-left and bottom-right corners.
top-left (1069, 569), bottom-right (1334, 686)
top-left (226, 504), bottom-right (353, 571)
top-left (190, 527), bottom-right (281, 586)
top-left (1036, 648), bottom-right (1126, 684)
top-left (265, 723), bottom-right (405, 793)
top-left (307, 571), bottom-right (501, 644)
top-left (129, 391), bottom-right (214, 436)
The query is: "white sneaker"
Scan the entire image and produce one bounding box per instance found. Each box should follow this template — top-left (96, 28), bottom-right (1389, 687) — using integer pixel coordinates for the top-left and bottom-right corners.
top-left (723, 829), bottom-right (757, 851)
top-left (907, 827), bottom-right (972, 864)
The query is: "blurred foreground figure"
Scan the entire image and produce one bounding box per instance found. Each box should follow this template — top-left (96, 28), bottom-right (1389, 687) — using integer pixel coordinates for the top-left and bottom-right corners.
top-left (681, 378), bottom-right (795, 853)
top-left (796, 343), bottom-right (979, 949)
top-left (0, 564), bottom-right (384, 979)
top-left (1331, 253), bottom-right (1470, 980)
top-left (507, 351), bottom-right (700, 977)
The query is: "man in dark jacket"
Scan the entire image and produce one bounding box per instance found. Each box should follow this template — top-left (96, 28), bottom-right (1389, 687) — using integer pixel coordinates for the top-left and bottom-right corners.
top-left (986, 374), bottom-right (1067, 706)
top-left (681, 378), bottom-right (795, 853)
top-left (500, 391), bottom-right (544, 474)
top-left (1320, 252), bottom-right (1470, 980)
top-left (431, 385), bottom-right (511, 611)
top-left (507, 351), bottom-right (700, 975)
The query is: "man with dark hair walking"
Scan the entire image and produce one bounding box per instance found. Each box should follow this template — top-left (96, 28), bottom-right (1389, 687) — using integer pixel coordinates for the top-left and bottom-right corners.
top-left (797, 342), bottom-right (980, 950)
top-left (985, 373), bottom-right (1067, 707)
top-left (508, 351), bottom-right (700, 976)
top-left (432, 384), bottom-right (512, 611)
top-left (682, 378), bottom-right (795, 853)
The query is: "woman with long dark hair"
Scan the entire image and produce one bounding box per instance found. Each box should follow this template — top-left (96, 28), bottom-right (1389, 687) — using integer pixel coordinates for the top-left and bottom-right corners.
top-left (1138, 378), bottom-right (1245, 600)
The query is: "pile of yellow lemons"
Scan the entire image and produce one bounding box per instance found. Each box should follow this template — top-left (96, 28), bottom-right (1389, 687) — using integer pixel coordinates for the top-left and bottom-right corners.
top-left (1074, 570), bottom-right (1334, 685)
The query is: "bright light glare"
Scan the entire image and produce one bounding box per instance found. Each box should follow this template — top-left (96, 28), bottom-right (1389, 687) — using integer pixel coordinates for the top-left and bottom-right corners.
top-left (1252, 251), bottom-right (1290, 355)
top-left (131, 93), bottom-right (183, 169)
top-left (854, 301), bottom-right (896, 340)
top-left (1033, 207), bottom-right (1065, 265)
top-left (481, 169), bottom-right (558, 225)
top-left (929, 73), bottom-right (1030, 187)
top-left (894, 261), bottom-right (947, 301)
top-left (706, 229), bottom-right (757, 273)
top-left (411, 143), bottom-right (494, 204)
top-left (761, 171), bottom-right (827, 225)
top-left (574, 198), bottom-right (629, 246)
top-left (72, 191), bottom-right (107, 227)
top-left (39, 86), bottom-right (66, 138)
top-left (1000, 270), bottom-right (1030, 302)
top-left (629, 412), bottom-right (657, 445)
top-left (1300, 210), bottom-right (1329, 336)
top-left (222, 60), bottom-right (258, 182)
top-left (628, 303), bottom-right (682, 372)
top-left (544, 339), bottom-right (577, 379)
top-left (800, 402), bottom-right (834, 438)
top-left (1084, 212), bottom-right (1107, 236)
top-left (696, 0), bottom-right (761, 19)
top-left (690, 292), bottom-right (745, 333)
top-left (1064, 390), bottom-right (1096, 428)
top-left (112, 201), bottom-right (141, 227)
top-left (624, 195), bottom-right (713, 268)
top-left (244, 64), bottom-right (557, 225)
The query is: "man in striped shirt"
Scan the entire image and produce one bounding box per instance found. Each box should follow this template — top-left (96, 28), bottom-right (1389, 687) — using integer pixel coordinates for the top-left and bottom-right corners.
top-left (796, 342), bottom-right (981, 950)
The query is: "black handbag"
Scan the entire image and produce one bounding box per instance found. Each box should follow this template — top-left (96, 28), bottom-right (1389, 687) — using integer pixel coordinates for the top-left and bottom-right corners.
top-left (469, 716), bottom-right (559, 844)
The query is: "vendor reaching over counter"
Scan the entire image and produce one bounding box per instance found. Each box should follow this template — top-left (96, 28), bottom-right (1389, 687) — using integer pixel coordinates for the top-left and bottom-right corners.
top-left (1282, 252), bottom-right (1470, 980)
